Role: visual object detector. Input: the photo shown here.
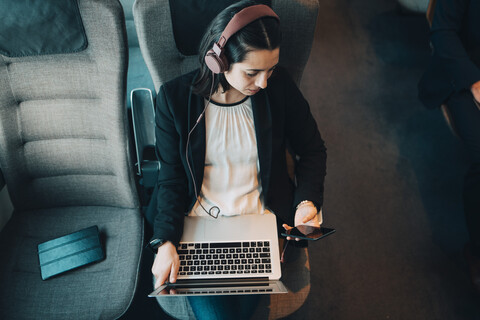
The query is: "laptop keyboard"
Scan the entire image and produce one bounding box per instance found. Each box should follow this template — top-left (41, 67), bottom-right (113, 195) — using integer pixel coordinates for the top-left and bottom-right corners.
top-left (177, 241), bottom-right (273, 276)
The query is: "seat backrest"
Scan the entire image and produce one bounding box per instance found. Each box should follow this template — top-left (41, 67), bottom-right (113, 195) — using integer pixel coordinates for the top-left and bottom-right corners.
top-left (133, 0), bottom-right (319, 92)
top-left (0, 0), bottom-right (139, 211)
top-left (119, 0), bottom-right (155, 108)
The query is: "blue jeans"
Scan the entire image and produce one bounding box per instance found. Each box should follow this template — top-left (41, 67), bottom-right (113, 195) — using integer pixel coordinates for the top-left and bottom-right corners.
top-left (187, 295), bottom-right (261, 320)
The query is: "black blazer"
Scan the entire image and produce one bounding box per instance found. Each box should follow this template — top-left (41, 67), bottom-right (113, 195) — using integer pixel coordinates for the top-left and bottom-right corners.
top-left (151, 67), bottom-right (327, 245)
top-left (418, 0), bottom-right (480, 108)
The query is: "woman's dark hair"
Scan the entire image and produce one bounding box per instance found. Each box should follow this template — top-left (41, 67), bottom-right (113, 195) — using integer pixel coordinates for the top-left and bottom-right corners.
top-left (193, 0), bottom-right (281, 97)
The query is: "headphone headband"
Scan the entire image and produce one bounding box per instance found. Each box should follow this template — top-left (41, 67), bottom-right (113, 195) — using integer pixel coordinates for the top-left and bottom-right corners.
top-left (218, 4), bottom-right (279, 49)
top-left (205, 4), bottom-right (280, 74)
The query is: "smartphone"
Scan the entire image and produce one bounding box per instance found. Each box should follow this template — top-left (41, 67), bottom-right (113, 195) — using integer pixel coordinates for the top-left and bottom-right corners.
top-left (281, 225), bottom-right (335, 241)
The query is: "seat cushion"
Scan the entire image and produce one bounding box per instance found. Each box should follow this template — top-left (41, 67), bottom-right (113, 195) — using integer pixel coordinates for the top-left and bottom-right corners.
top-left (263, 243), bottom-right (311, 319)
top-left (0, 206), bottom-right (143, 320)
top-left (0, 0), bottom-right (87, 57)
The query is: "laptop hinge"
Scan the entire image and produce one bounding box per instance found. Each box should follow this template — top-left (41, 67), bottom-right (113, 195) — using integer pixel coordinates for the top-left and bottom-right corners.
top-left (171, 277), bottom-right (269, 285)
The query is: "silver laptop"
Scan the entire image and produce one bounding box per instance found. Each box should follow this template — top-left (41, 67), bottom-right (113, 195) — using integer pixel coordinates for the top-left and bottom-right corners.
top-left (149, 214), bottom-right (288, 296)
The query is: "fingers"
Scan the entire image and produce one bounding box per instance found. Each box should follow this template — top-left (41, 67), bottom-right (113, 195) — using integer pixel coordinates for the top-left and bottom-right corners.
top-left (170, 258), bottom-right (179, 283)
top-left (152, 256), bottom-right (167, 289)
top-left (159, 288), bottom-right (168, 295)
top-left (152, 258), bottom-right (169, 289)
top-left (295, 204), bottom-right (320, 228)
top-left (154, 270), bottom-right (167, 290)
top-left (302, 210), bottom-right (318, 224)
top-left (152, 242), bottom-right (179, 289)
top-left (282, 224), bottom-right (300, 242)
top-left (282, 223), bottom-right (292, 241)
top-left (296, 206), bottom-right (318, 224)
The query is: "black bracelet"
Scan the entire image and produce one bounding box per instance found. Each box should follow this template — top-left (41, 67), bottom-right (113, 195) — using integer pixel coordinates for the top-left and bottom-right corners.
top-left (147, 238), bottom-right (165, 253)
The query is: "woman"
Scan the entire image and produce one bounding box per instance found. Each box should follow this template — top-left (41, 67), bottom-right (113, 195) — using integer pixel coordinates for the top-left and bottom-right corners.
top-left (149, 1), bottom-right (327, 318)
top-left (418, 0), bottom-right (480, 294)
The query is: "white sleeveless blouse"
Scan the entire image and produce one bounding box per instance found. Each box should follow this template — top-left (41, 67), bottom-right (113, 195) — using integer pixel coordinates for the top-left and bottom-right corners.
top-left (189, 97), bottom-right (264, 217)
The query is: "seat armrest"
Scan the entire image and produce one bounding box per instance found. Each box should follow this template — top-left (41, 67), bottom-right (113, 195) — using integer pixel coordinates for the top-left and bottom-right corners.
top-left (130, 88), bottom-right (159, 187)
top-left (0, 167), bottom-right (5, 190)
top-left (0, 167), bottom-right (13, 232)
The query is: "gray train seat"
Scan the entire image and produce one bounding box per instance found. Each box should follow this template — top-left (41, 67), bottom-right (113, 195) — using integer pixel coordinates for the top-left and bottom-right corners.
top-left (0, 0), bottom-right (144, 318)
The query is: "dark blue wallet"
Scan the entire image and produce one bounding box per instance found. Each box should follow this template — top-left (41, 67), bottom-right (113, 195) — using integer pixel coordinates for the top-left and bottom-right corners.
top-left (38, 225), bottom-right (105, 280)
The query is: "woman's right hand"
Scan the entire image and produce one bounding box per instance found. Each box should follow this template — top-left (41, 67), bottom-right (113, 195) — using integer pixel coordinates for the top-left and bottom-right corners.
top-left (152, 241), bottom-right (179, 289)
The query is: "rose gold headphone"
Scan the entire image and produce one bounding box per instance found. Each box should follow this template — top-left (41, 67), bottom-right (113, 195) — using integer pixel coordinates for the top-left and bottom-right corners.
top-left (204, 4), bottom-right (279, 74)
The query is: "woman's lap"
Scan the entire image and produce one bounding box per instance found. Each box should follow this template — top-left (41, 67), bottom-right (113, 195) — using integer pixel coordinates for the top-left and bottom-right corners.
top-left (187, 294), bottom-right (260, 320)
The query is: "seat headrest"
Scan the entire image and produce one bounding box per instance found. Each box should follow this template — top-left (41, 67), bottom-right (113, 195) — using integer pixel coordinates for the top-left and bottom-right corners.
top-left (169, 0), bottom-right (271, 56)
top-left (0, 0), bottom-right (87, 57)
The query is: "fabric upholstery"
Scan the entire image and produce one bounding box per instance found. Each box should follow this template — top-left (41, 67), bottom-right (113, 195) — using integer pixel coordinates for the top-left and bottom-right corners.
top-left (272, 0), bottom-right (319, 86)
top-left (133, 0), bottom-right (319, 92)
top-left (133, 0), bottom-right (198, 93)
top-left (264, 243), bottom-right (311, 319)
top-left (0, 0), bottom-right (138, 211)
top-left (0, 0), bottom-right (144, 319)
top-left (119, 0), bottom-right (155, 109)
top-left (168, 0), bottom-right (271, 56)
top-left (0, 207), bottom-right (143, 320)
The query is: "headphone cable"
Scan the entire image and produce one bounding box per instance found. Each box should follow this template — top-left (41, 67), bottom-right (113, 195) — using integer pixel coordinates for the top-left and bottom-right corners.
top-left (185, 71), bottom-right (220, 219)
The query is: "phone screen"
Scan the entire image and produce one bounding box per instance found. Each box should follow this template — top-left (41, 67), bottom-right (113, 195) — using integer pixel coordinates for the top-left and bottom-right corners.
top-left (282, 226), bottom-right (335, 241)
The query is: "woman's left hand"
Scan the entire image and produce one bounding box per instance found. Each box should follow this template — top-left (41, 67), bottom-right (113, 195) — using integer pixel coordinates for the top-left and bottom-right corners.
top-left (282, 201), bottom-right (319, 241)
top-left (471, 80), bottom-right (480, 103)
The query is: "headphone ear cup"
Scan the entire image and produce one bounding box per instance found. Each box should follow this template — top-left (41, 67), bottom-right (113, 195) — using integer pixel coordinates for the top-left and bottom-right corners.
top-left (205, 49), bottom-right (229, 74)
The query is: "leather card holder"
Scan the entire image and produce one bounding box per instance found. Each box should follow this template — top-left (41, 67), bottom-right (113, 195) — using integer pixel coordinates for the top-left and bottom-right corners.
top-left (38, 225), bottom-right (105, 280)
